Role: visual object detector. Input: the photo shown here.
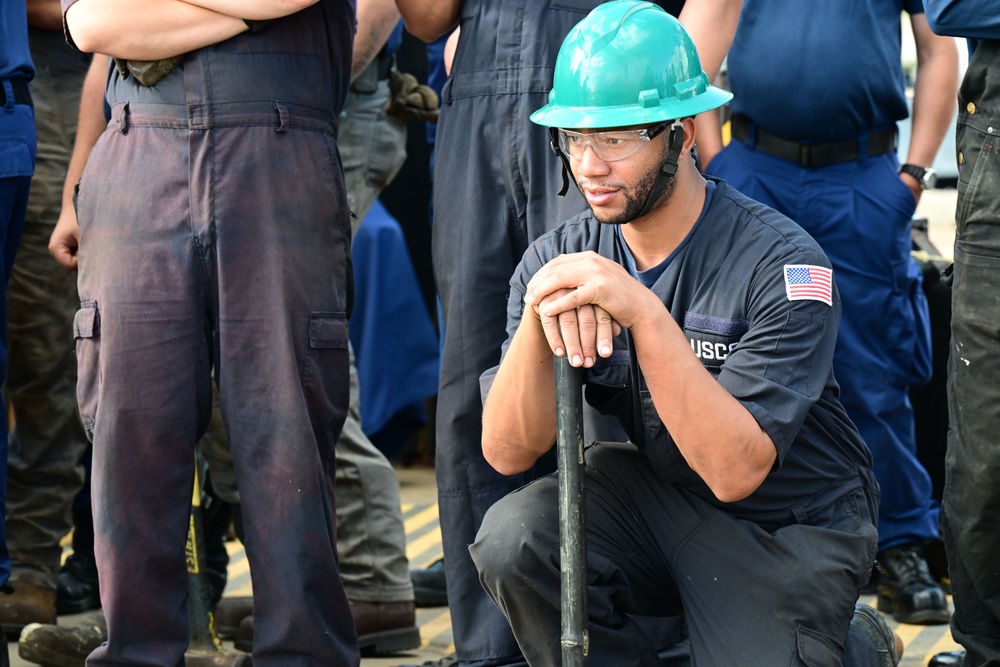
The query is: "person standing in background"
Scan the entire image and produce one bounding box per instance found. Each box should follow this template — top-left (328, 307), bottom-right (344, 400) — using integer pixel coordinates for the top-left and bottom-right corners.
top-left (705, 0), bottom-right (959, 627)
top-left (0, 0), bottom-right (38, 651)
top-left (924, 5), bottom-right (1000, 666)
top-left (1, 0), bottom-right (92, 638)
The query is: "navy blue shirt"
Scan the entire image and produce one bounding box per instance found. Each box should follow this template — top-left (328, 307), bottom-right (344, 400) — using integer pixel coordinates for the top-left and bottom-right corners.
top-left (0, 1), bottom-right (34, 81)
top-left (484, 180), bottom-right (873, 521)
top-left (926, 0), bottom-right (1000, 49)
top-left (728, 0), bottom-right (923, 142)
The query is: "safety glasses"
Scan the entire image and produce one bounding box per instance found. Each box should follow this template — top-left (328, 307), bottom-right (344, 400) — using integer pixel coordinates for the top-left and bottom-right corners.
top-left (557, 122), bottom-right (670, 162)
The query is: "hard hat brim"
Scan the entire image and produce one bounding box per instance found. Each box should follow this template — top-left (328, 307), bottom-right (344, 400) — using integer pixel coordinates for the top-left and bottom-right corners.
top-left (530, 86), bottom-right (733, 129)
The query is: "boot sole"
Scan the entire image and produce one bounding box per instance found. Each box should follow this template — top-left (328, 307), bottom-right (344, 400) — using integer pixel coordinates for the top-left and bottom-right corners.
top-left (19, 641), bottom-right (90, 667)
top-left (877, 594), bottom-right (951, 625)
top-left (358, 625), bottom-right (422, 656)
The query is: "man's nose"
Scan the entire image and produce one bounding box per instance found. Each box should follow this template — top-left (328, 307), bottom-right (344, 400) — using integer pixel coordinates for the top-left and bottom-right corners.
top-left (577, 143), bottom-right (609, 175)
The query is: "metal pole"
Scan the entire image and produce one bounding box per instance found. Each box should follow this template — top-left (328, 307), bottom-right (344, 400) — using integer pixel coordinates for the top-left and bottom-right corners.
top-left (555, 356), bottom-right (588, 666)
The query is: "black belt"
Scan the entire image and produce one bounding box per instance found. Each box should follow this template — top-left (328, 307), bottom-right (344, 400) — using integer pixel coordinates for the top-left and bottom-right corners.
top-left (731, 115), bottom-right (896, 168)
top-left (0, 78), bottom-right (33, 108)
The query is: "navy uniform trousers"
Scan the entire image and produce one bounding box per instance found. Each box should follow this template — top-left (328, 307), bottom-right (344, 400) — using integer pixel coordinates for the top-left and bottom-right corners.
top-left (708, 139), bottom-right (939, 551)
top-left (0, 75), bottom-right (36, 590)
top-left (473, 444), bottom-right (881, 667)
top-left (72, 18), bottom-right (358, 667)
top-left (943, 38), bottom-right (1000, 666)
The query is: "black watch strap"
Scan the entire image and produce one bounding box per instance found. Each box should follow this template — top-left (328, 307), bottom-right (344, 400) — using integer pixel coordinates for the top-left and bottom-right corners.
top-left (898, 163), bottom-right (937, 190)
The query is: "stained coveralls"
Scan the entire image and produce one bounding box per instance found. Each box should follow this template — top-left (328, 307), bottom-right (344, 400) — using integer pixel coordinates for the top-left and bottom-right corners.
top-left (923, 1), bottom-right (1000, 658)
top-left (60, 1), bottom-right (359, 665)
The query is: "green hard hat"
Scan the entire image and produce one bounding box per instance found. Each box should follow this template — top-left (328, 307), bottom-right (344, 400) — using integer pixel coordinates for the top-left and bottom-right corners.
top-left (531, 0), bottom-right (733, 129)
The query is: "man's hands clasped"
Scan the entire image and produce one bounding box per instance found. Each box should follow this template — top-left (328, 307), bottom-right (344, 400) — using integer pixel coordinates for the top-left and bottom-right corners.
top-left (524, 251), bottom-right (654, 368)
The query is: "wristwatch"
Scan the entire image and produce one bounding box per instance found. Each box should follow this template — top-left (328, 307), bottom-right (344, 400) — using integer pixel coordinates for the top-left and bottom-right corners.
top-left (898, 163), bottom-right (938, 190)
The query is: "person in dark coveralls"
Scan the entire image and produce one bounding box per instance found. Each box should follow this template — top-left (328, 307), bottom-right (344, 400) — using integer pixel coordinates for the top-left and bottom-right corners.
top-left (704, 0), bottom-right (959, 627)
top-left (52, 0), bottom-right (359, 665)
top-left (472, 3), bottom-right (899, 665)
top-left (923, 5), bottom-right (1000, 666)
top-left (0, 0), bottom-right (37, 643)
top-left (393, 0), bottom-right (741, 665)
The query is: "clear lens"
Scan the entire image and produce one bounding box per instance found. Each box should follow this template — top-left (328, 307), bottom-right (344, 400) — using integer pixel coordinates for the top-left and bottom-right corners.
top-left (558, 128), bottom-right (650, 162)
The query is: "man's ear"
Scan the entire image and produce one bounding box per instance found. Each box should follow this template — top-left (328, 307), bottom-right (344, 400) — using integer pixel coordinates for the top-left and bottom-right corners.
top-left (681, 117), bottom-right (698, 155)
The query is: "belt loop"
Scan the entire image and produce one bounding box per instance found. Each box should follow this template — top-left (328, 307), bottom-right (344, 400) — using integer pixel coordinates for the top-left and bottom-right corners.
top-left (274, 101), bottom-right (289, 133)
top-left (114, 102), bottom-right (130, 133)
top-left (2, 80), bottom-right (14, 112)
top-left (858, 132), bottom-right (870, 161)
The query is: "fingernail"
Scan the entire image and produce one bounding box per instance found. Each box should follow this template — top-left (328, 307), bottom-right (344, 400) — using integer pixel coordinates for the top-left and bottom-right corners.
top-left (600, 345), bottom-right (611, 356)
top-left (584, 356), bottom-right (594, 367)
top-left (571, 354), bottom-right (582, 366)
top-left (555, 347), bottom-right (564, 356)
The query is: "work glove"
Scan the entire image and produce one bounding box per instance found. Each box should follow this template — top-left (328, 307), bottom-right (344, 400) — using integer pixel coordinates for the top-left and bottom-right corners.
top-left (386, 69), bottom-right (440, 123)
top-left (114, 56), bottom-right (184, 87)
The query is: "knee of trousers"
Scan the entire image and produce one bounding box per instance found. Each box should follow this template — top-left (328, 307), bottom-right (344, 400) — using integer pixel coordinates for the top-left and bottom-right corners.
top-left (471, 481), bottom-right (559, 592)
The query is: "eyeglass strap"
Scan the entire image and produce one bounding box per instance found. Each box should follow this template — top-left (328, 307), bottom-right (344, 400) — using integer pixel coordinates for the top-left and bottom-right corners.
top-left (549, 127), bottom-right (572, 197)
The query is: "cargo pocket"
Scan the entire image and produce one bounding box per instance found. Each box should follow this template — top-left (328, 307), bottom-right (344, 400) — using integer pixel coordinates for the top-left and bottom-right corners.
top-left (302, 312), bottom-right (350, 429)
top-left (792, 625), bottom-right (842, 667)
top-left (74, 301), bottom-right (101, 441)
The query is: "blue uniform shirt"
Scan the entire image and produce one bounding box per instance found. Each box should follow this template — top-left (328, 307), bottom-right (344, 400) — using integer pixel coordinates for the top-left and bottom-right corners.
top-left (728, 0), bottom-right (923, 142)
top-left (0, 1), bottom-right (34, 81)
top-left (485, 180), bottom-right (873, 521)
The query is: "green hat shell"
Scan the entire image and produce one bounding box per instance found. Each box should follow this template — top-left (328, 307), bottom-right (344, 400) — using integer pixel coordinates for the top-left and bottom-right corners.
top-left (531, 0), bottom-right (733, 129)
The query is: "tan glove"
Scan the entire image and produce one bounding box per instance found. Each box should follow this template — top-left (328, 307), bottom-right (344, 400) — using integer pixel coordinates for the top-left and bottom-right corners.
top-left (386, 69), bottom-right (440, 124)
top-left (114, 56), bottom-right (184, 87)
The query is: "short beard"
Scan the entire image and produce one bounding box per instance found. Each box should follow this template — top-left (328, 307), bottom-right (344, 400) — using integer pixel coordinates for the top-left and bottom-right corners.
top-left (576, 148), bottom-right (675, 226)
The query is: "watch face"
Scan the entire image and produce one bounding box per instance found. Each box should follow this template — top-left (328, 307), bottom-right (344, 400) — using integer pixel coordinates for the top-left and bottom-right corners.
top-left (923, 170), bottom-right (938, 189)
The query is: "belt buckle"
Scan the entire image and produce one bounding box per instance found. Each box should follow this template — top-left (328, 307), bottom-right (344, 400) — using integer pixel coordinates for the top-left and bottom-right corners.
top-left (797, 144), bottom-right (818, 168)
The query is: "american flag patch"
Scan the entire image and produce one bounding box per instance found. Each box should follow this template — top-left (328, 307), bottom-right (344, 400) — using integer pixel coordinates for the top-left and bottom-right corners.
top-left (783, 264), bottom-right (833, 306)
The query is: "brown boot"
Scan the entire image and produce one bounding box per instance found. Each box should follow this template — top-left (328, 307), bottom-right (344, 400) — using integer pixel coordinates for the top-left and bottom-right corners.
top-left (0, 581), bottom-right (57, 639)
top-left (350, 600), bottom-right (421, 655)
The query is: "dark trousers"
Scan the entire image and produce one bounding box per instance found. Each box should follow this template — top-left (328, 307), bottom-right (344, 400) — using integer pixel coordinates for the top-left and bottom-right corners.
top-left (472, 443), bottom-right (880, 667)
top-left (75, 100), bottom-right (356, 667)
top-left (0, 88), bottom-right (36, 588)
top-left (943, 40), bottom-right (1000, 667)
top-left (433, 84), bottom-right (619, 665)
top-left (5, 29), bottom-right (91, 590)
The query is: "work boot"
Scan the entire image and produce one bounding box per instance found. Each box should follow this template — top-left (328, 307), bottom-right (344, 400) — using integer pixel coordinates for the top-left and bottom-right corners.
top-left (929, 651), bottom-right (966, 666)
top-left (350, 600), bottom-right (421, 654)
top-left (876, 545), bottom-right (951, 625)
top-left (235, 599), bottom-right (421, 656)
top-left (56, 553), bottom-right (101, 615)
top-left (214, 596), bottom-right (253, 639)
top-left (0, 581), bottom-right (57, 639)
top-left (845, 603), bottom-right (902, 667)
top-left (18, 611), bottom-right (107, 667)
top-left (411, 558), bottom-right (447, 608)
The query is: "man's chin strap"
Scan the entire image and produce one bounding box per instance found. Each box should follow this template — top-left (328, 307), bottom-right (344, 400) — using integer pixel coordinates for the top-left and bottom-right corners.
top-left (637, 119), bottom-right (684, 218)
top-left (549, 127), bottom-right (573, 196)
top-left (549, 120), bottom-right (685, 204)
